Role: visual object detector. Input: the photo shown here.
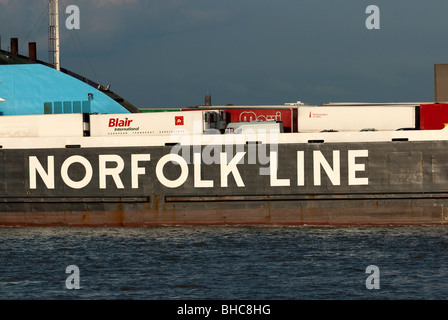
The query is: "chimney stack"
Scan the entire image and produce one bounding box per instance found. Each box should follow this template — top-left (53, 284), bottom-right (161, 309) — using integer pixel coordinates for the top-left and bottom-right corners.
top-left (205, 94), bottom-right (212, 106)
top-left (29, 42), bottom-right (37, 62)
top-left (11, 38), bottom-right (18, 56)
top-left (434, 64), bottom-right (448, 103)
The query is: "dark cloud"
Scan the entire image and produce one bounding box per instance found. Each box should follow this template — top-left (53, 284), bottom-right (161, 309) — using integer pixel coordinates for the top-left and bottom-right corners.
top-left (1, 0), bottom-right (448, 108)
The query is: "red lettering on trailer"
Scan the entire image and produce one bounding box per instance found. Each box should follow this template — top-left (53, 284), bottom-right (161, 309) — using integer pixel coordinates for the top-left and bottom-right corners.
top-left (108, 118), bottom-right (133, 127)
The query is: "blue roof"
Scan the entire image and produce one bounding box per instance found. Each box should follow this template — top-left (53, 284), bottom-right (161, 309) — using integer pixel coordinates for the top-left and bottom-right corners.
top-left (0, 64), bottom-right (130, 115)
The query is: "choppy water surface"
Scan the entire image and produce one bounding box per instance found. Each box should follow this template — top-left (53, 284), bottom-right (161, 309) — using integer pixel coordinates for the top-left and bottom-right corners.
top-left (0, 225), bottom-right (447, 300)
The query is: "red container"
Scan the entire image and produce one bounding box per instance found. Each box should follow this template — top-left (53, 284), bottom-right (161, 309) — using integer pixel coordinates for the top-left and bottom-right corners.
top-left (420, 104), bottom-right (448, 130)
top-left (225, 107), bottom-right (298, 133)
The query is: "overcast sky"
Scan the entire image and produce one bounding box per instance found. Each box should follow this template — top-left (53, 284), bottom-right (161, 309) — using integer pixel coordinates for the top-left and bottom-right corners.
top-left (1, 0), bottom-right (448, 108)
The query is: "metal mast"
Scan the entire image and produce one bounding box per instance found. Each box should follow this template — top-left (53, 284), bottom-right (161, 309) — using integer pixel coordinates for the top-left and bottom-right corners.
top-left (48, 0), bottom-right (60, 70)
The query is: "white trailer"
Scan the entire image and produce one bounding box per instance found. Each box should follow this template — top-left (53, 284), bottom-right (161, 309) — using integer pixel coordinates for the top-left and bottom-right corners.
top-left (297, 105), bottom-right (417, 133)
top-left (225, 120), bottom-right (284, 134)
top-left (0, 114), bottom-right (84, 137)
top-left (89, 111), bottom-right (208, 137)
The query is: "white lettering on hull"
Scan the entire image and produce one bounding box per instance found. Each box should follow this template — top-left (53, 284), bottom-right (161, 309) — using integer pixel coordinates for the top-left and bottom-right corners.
top-left (99, 155), bottom-right (125, 189)
top-left (194, 153), bottom-right (213, 188)
top-left (131, 154), bottom-right (151, 189)
top-left (156, 154), bottom-right (189, 188)
top-left (313, 150), bottom-right (340, 186)
top-left (62, 155), bottom-right (93, 189)
top-left (220, 152), bottom-right (246, 188)
top-left (348, 150), bottom-right (369, 185)
top-left (28, 150), bottom-right (369, 190)
top-left (29, 156), bottom-right (55, 189)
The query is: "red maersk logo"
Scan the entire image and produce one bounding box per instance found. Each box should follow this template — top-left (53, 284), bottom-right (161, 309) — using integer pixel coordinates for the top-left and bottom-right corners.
top-left (175, 116), bottom-right (184, 126)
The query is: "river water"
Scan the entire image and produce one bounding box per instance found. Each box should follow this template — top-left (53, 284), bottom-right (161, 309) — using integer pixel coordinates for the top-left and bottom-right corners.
top-left (0, 225), bottom-right (447, 300)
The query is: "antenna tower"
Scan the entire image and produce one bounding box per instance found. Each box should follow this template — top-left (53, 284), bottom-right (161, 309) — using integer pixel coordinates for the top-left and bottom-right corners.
top-left (48, 0), bottom-right (60, 70)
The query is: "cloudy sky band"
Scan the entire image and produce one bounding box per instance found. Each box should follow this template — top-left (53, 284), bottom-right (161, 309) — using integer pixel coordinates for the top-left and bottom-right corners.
top-left (0, 0), bottom-right (447, 108)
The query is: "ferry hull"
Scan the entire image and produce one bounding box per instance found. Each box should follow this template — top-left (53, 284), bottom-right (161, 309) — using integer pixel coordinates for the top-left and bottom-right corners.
top-left (0, 196), bottom-right (446, 226)
top-left (1, 140), bottom-right (448, 226)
